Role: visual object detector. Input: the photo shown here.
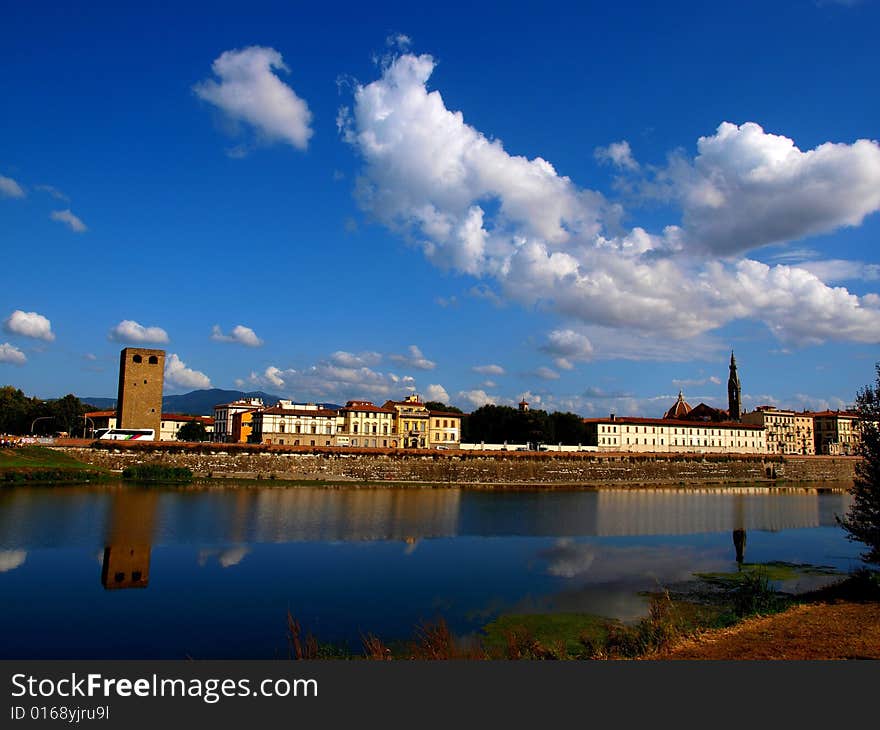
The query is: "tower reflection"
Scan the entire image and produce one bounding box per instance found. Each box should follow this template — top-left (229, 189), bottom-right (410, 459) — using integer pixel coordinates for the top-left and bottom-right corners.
top-left (100, 489), bottom-right (157, 590)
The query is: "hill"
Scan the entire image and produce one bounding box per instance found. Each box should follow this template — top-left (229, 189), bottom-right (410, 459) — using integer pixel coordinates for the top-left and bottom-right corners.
top-left (79, 389), bottom-right (340, 416)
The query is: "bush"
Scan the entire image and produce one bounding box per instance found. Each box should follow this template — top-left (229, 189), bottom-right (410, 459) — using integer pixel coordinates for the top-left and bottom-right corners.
top-left (121, 465), bottom-right (193, 482)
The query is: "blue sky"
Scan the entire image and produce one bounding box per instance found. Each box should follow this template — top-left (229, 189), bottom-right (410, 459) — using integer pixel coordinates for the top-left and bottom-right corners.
top-left (1, 0), bottom-right (879, 416)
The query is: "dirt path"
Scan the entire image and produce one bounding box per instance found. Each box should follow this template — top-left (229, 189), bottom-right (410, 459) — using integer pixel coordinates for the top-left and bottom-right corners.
top-left (649, 602), bottom-right (880, 660)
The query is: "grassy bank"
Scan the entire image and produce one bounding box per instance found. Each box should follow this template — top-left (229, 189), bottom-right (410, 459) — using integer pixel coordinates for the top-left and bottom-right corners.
top-left (1, 447), bottom-right (110, 484)
top-left (281, 566), bottom-right (879, 660)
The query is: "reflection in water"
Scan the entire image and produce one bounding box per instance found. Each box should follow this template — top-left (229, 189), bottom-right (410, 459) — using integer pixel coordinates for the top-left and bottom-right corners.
top-left (0, 484), bottom-right (852, 551)
top-left (0, 482), bottom-right (860, 658)
top-left (733, 529), bottom-right (747, 564)
top-left (100, 490), bottom-right (157, 590)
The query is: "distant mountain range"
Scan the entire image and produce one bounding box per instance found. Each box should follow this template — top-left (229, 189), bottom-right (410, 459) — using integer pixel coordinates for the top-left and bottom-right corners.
top-left (80, 388), bottom-right (287, 415)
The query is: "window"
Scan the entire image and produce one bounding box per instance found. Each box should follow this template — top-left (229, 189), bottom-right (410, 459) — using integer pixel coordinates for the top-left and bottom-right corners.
top-left (133, 355), bottom-right (142, 363)
top-left (148, 355), bottom-right (158, 364)
top-left (279, 422), bottom-right (285, 433)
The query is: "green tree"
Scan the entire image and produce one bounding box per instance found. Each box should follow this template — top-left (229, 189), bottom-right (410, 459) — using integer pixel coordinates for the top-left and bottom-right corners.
top-left (48, 394), bottom-right (88, 436)
top-left (0, 386), bottom-right (32, 434)
top-left (424, 401), bottom-right (463, 414)
top-left (177, 420), bottom-right (209, 442)
top-left (838, 363), bottom-right (880, 566)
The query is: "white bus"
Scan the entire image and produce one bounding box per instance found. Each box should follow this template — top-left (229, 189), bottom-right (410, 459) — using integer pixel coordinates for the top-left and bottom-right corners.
top-left (96, 428), bottom-right (155, 441)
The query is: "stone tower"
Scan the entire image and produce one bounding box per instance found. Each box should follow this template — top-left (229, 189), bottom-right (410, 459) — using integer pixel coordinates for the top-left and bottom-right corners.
top-left (116, 347), bottom-right (164, 438)
top-left (727, 351), bottom-right (741, 421)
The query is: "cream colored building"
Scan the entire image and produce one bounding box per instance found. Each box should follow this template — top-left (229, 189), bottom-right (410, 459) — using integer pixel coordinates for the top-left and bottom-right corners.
top-left (335, 400), bottom-right (396, 448)
top-left (251, 401), bottom-right (337, 447)
top-left (811, 410), bottom-right (861, 455)
top-left (793, 414), bottom-right (815, 456)
top-left (741, 407), bottom-right (812, 455)
top-left (159, 414), bottom-right (214, 442)
top-left (583, 416), bottom-right (766, 454)
top-left (428, 411), bottom-right (462, 449)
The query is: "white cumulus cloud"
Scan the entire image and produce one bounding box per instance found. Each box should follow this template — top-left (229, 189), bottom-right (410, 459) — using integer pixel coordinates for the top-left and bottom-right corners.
top-left (595, 140), bottom-right (639, 171)
top-left (211, 324), bottom-right (264, 347)
top-left (4, 310), bottom-right (55, 341)
top-left (165, 353), bottom-right (211, 390)
top-left (472, 364), bottom-right (505, 376)
top-left (0, 343), bottom-right (26, 365)
top-left (341, 53), bottom-right (880, 347)
top-left (389, 344), bottom-right (436, 370)
top-left (660, 121), bottom-right (880, 256)
top-left (424, 384), bottom-right (450, 403)
top-left (194, 46), bottom-right (313, 151)
top-left (108, 320), bottom-right (169, 344)
top-left (50, 209), bottom-right (87, 233)
top-left (457, 389), bottom-right (496, 409)
top-left (0, 175), bottom-right (25, 198)
top-left (541, 330), bottom-right (594, 369)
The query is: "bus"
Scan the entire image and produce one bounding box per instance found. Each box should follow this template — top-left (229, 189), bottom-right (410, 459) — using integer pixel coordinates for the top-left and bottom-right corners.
top-left (97, 428), bottom-right (155, 441)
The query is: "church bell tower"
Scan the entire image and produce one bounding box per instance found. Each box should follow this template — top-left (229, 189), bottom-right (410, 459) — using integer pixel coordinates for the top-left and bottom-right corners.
top-left (728, 351), bottom-right (742, 421)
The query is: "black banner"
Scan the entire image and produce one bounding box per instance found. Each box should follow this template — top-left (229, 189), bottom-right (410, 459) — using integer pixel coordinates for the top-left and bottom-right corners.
top-left (2, 660), bottom-right (873, 728)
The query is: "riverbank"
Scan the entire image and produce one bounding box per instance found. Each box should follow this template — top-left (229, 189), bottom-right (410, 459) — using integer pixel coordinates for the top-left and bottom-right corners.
top-left (0, 446), bottom-right (109, 483)
top-left (45, 441), bottom-right (858, 487)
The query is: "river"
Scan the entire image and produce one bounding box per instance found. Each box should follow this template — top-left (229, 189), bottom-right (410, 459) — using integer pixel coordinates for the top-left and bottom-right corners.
top-left (0, 481), bottom-right (861, 658)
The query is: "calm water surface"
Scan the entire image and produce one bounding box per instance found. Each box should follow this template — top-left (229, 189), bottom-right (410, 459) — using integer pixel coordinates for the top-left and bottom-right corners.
top-left (0, 482), bottom-right (860, 658)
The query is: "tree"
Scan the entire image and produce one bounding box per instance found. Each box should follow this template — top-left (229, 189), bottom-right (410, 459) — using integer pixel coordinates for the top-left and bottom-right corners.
top-left (838, 363), bottom-right (880, 566)
top-left (177, 420), bottom-right (209, 442)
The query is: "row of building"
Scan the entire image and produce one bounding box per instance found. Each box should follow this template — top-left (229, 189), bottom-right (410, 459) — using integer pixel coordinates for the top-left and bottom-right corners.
top-left (213, 394), bottom-right (463, 449)
top-left (583, 396), bottom-right (861, 456)
top-left (102, 347), bottom-right (862, 455)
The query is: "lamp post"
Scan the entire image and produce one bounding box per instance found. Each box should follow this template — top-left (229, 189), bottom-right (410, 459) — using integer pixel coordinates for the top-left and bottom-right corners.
top-left (82, 416), bottom-right (95, 439)
top-left (31, 416), bottom-right (55, 436)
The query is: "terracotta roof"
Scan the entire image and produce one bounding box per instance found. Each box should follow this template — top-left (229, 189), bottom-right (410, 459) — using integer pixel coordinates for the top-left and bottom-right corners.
top-left (429, 411), bottom-right (463, 418)
top-left (162, 414), bottom-right (214, 424)
top-left (664, 391), bottom-right (693, 419)
top-left (807, 410), bottom-right (860, 418)
top-left (258, 407), bottom-right (338, 417)
top-left (85, 410), bottom-right (116, 418)
top-left (583, 416), bottom-right (763, 431)
top-left (340, 401), bottom-right (394, 413)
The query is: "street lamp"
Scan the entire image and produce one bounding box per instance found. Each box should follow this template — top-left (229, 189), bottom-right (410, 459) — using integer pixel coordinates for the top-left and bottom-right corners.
top-left (82, 416), bottom-right (95, 439)
top-left (31, 416), bottom-right (55, 435)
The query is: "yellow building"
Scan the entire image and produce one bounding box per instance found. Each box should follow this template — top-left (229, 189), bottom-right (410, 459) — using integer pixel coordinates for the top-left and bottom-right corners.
top-left (741, 407), bottom-right (803, 454)
top-left (383, 394), bottom-right (430, 448)
top-left (428, 410), bottom-right (462, 449)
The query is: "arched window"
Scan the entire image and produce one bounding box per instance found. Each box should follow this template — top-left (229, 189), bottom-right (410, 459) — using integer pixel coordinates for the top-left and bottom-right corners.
top-left (133, 355), bottom-right (142, 363)
top-left (148, 355), bottom-right (158, 364)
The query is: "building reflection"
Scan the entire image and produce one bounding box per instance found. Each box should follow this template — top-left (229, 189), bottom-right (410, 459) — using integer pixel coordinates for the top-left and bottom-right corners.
top-left (100, 489), bottom-right (157, 590)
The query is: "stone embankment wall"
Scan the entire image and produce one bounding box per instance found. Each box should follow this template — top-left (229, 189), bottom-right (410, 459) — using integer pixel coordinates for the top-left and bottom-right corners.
top-left (53, 444), bottom-right (858, 486)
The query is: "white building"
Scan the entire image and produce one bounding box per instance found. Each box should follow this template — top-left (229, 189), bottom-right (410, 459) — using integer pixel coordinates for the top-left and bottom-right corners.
top-left (251, 401), bottom-right (337, 447)
top-left (583, 416), bottom-right (766, 454)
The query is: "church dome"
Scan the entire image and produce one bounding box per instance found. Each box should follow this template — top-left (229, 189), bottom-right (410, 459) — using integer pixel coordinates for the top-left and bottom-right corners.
top-left (664, 391), bottom-right (693, 419)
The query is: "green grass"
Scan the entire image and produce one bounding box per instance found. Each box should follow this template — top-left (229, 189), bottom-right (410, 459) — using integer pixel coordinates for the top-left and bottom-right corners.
top-left (1, 447), bottom-right (109, 483)
top-left (0, 446), bottom-right (99, 470)
top-left (481, 613), bottom-right (610, 656)
top-left (695, 561), bottom-right (841, 587)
